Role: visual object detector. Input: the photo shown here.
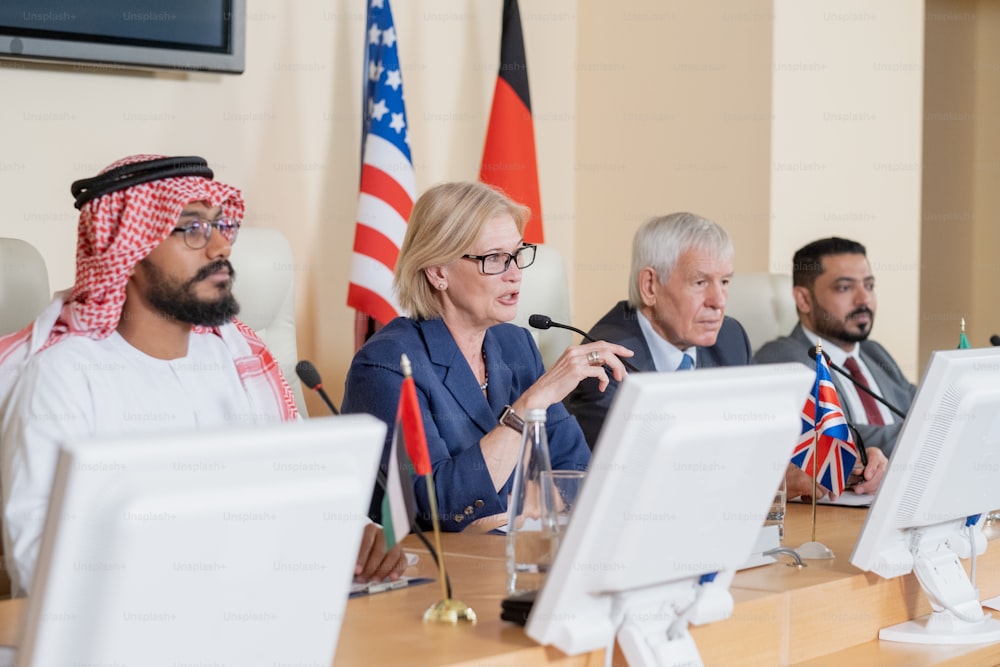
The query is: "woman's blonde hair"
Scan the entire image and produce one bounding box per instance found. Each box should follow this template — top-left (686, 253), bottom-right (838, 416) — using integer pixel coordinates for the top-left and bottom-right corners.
top-left (395, 181), bottom-right (529, 319)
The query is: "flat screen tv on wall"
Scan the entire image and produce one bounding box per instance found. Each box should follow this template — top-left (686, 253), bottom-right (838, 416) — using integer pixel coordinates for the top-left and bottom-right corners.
top-left (0, 0), bottom-right (245, 75)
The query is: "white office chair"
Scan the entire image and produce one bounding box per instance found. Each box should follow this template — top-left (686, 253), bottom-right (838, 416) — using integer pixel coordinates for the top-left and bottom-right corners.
top-left (725, 272), bottom-right (798, 354)
top-left (512, 244), bottom-right (574, 369)
top-left (0, 238), bottom-right (51, 337)
top-left (0, 238), bottom-right (51, 599)
top-left (229, 227), bottom-right (308, 415)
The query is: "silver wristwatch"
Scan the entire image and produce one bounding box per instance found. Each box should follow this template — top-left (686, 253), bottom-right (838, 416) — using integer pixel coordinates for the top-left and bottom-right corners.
top-left (499, 404), bottom-right (525, 433)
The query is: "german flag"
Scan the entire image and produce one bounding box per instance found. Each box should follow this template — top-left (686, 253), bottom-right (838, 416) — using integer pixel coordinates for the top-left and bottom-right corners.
top-left (480, 0), bottom-right (544, 243)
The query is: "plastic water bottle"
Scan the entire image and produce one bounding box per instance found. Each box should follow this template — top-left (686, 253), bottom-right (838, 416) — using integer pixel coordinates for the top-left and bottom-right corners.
top-left (506, 408), bottom-right (559, 595)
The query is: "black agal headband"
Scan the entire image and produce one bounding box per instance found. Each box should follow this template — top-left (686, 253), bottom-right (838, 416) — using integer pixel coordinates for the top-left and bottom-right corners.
top-left (70, 156), bottom-right (215, 210)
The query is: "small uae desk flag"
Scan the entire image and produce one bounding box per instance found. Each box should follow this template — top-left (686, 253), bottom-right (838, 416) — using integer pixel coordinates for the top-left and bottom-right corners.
top-left (397, 354), bottom-right (476, 624)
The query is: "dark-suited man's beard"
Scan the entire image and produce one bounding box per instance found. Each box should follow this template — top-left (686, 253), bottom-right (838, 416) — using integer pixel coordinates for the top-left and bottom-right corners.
top-left (811, 300), bottom-right (874, 345)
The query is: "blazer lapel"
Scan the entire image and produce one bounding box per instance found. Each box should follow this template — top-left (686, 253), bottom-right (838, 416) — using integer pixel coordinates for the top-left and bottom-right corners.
top-left (859, 346), bottom-right (906, 419)
top-left (618, 305), bottom-right (656, 372)
top-left (695, 346), bottom-right (716, 369)
top-left (483, 329), bottom-right (513, 417)
top-left (420, 319), bottom-right (496, 434)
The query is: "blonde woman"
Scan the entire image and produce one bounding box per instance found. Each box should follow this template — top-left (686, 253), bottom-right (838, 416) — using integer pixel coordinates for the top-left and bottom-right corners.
top-left (343, 181), bottom-right (631, 532)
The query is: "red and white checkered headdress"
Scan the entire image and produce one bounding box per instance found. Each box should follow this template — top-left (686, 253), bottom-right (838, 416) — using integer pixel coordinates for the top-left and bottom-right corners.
top-left (60, 153), bottom-right (245, 342)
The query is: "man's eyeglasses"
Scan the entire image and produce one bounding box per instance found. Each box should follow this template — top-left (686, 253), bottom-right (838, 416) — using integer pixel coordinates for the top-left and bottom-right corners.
top-left (461, 244), bottom-right (537, 275)
top-left (171, 218), bottom-right (240, 250)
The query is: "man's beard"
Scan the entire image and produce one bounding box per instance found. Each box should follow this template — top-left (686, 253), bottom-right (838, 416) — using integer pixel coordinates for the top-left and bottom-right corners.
top-left (141, 258), bottom-right (240, 327)
top-left (811, 299), bottom-right (873, 345)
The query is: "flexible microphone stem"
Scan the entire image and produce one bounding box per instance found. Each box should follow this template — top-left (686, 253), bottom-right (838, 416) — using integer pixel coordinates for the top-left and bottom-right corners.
top-left (807, 347), bottom-right (907, 419)
top-left (296, 359), bottom-right (451, 596)
top-left (847, 424), bottom-right (869, 467)
top-left (295, 360), bottom-right (339, 414)
top-left (528, 314), bottom-right (640, 373)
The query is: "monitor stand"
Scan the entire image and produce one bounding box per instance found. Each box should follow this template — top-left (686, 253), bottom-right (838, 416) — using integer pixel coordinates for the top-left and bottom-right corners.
top-left (613, 573), bottom-right (735, 667)
top-left (880, 539), bottom-right (1000, 644)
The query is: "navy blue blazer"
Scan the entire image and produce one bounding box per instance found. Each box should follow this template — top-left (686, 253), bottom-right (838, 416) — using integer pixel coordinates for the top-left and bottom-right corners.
top-left (564, 300), bottom-right (752, 449)
top-left (342, 317), bottom-right (590, 531)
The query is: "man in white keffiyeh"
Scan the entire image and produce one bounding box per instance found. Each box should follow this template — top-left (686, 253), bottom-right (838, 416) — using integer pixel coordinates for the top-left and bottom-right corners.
top-left (0, 155), bottom-right (404, 596)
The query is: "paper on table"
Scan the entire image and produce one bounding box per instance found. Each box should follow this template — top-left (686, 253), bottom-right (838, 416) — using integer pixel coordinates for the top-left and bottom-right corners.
top-left (348, 552), bottom-right (423, 596)
top-left (790, 492), bottom-right (874, 508)
top-left (349, 576), bottom-right (434, 598)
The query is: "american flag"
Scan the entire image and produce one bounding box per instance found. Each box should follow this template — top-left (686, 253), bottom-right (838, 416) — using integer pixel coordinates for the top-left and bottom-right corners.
top-left (791, 350), bottom-right (861, 496)
top-left (347, 0), bottom-right (415, 349)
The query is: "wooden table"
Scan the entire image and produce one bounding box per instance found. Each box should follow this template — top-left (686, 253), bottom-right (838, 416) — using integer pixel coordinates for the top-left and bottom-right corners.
top-left (1, 504), bottom-right (999, 666)
top-left (693, 502), bottom-right (1000, 666)
top-left (336, 532), bottom-right (599, 666)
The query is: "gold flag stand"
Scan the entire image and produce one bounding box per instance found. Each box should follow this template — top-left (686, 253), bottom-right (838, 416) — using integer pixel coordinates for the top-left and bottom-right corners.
top-left (422, 473), bottom-right (477, 623)
top-left (399, 354), bottom-right (477, 624)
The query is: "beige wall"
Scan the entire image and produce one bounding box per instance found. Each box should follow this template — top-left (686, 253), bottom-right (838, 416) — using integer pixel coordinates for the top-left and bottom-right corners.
top-left (771, 1), bottom-right (925, 382)
top-left (921, 0), bottom-right (977, 365)
top-left (574, 1), bottom-right (774, 332)
top-left (921, 0), bottom-right (1000, 368)
top-left (971, 3), bottom-right (1000, 351)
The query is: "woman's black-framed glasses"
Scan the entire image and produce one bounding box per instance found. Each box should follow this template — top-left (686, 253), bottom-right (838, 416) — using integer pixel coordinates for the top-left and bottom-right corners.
top-left (461, 243), bottom-right (537, 275)
top-left (171, 218), bottom-right (240, 250)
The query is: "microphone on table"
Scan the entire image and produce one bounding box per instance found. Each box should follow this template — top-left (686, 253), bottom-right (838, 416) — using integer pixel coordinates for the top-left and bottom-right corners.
top-left (990, 335), bottom-right (1000, 347)
top-left (528, 314), bottom-right (640, 373)
top-left (295, 360), bottom-right (339, 415)
top-left (806, 347), bottom-right (908, 420)
top-left (297, 359), bottom-right (452, 593)
top-left (297, 358), bottom-right (391, 497)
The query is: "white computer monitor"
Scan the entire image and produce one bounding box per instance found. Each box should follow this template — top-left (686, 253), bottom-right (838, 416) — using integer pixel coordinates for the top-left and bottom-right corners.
top-left (18, 414), bottom-right (385, 666)
top-left (526, 363), bottom-right (814, 667)
top-left (850, 346), bottom-right (1000, 644)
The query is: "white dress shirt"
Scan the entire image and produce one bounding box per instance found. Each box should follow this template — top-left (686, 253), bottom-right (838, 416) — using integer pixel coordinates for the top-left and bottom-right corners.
top-left (636, 310), bottom-right (698, 371)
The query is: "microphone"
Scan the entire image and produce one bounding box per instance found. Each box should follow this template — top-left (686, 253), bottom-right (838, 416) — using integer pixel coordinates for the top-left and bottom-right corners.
top-left (991, 335), bottom-right (1000, 347)
top-left (806, 347), bottom-right (907, 419)
top-left (295, 360), bottom-right (339, 415)
top-left (297, 360), bottom-right (396, 498)
top-left (529, 314), bottom-right (590, 340)
top-left (529, 314), bottom-right (640, 373)
top-left (297, 361), bottom-right (452, 595)
top-left (846, 423), bottom-right (869, 469)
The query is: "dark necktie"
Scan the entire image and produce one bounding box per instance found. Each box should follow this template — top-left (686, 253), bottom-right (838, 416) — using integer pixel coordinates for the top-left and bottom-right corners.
top-left (676, 354), bottom-right (694, 371)
top-left (842, 356), bottom-right (885, 426)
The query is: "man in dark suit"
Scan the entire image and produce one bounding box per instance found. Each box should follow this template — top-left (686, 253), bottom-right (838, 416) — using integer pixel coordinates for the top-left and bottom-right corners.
top-left (564, 212), bottom-right (752, 449)
top-left (754, 237), bottom-right (916, 460)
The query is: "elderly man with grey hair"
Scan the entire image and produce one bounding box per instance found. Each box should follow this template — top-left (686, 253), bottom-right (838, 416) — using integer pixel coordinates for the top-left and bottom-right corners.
top-left (564, 212), bottom-right (752, 449)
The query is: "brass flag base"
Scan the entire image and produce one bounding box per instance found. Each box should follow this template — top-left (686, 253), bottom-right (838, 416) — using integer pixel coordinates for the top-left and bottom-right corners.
top-left (796, 540), bottom-right (835, 560)
top-left (424, 598), bottom-right (478, 624)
